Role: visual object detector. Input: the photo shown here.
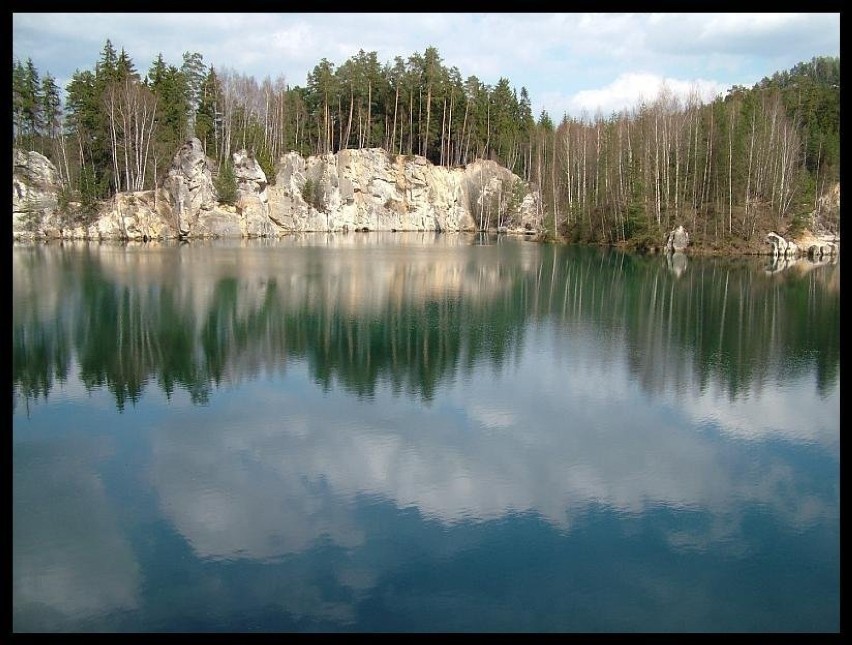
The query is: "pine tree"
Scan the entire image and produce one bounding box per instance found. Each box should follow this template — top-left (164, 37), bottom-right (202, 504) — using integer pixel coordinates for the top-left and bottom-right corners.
top-left (148, 55), bottom-right (190, 170)
top-left (40, 73), bottom-right (62, 141)
top-left (39, 72), bottom-right (67, 182)
top-left (196, 67), bottom-right (221, 157)
top-left (181, 51), bottom-right (207, 137)
top-left (66, 66), bottom-right (110, 198)
top-left (20, 58), bottom-right (42, 149)
top-left (306, 58), bottom-right (337, 154)
top-left (116, 48), bottom-right (139, 82)
top-left (214, 158), bottom-right (237, 205)
top-left (96, 39), bottom-right (118, 85)
top-left (12, 59), bottom-right (27, 146)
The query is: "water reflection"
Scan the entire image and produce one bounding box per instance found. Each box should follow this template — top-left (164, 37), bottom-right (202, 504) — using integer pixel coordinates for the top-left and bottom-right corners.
top-left (765, 253), bottom-right (839, 276)
top-left (149, 351), bottom-right (837, 560)
top-left (13, 439), bottom-right (141, 631)
top-left (666, 251), bottom-right (688, 278)
top-left (12, 235), bottom-right (840, 632)
top-left (13, 236), bottom-right (840, 409)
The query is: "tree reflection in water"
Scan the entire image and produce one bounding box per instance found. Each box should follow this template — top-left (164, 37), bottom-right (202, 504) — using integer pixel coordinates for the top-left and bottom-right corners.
top-left (12, 236), bottom-right (840, 411)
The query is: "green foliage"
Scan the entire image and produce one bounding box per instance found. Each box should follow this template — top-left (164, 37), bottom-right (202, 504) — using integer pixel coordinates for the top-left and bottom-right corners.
top-left (148, 56), bottom-right (190, 153)
top-left (39, 73), bottom-right (62, 139)
top-left (116, 47), bottom-right (139, 82)
top-left (215, 159), bottom-right (237, 205)
top-left (255, 147), bottom-right (276, 186)
top-left (504, 180), bottom-right (526, 225)
top-left (560, 216), bottom-right (595, 245)
top-left (195, 67), bottom-right (220, 155)
top-left (46, 178), bottom-right (102, 233)
top-left (755, 56), bottom-right (840, 181)
top-left (301, 178), bottom-right (315, 206)
top-left (11, 41), bottom-right (838, 250)
top-left (301, 178), bottom-right (324, 211)
top-left (787, 171), bottom-right (816, 239)
top-left (13, 57), bottom-right (43, 150)
top-left (96, 39), bottom-right (118, 81)
top-left (77, 164), bottom-right (107, 212)
top-left (57, 184), bottom-right (74, 213)
top-left (621, 202), bottom-right (660, 252)
top-left (64, 43), bottom-right (122, 199)
top-left (788, 209), bottom-right (809, 239)
top-left (181, 51), bottom-right (207, 131)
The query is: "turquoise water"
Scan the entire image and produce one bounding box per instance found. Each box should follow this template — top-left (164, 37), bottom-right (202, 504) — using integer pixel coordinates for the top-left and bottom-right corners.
top-left (12, 234), bottom-right (840, 632)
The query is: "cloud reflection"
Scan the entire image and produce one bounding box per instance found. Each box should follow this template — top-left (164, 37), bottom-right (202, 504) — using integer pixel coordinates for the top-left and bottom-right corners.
top-left (151, 324), bottom-right (837, 568)
top-left (13, 439), bottom-right (141, 631)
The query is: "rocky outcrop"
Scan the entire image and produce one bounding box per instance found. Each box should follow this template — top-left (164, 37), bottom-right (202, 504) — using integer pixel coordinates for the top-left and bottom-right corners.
top-left (794, 231), bottom-right (839, 261)
top-left (765, 232), bottom-right (800, 259)
top-left (232, 150), bottom-right (274, 237)
top-left (664, 225), bottom-right (689, 253)
top-left (12, 144), bottom-right (541, 240)
top-left (764, 230), bottom-right (840, 275)
top-left (268, 149), bottom-right (540, 234)
top-left (13, 149), bottom-right (61, 238)
top-left (79, 190), bottom-right (175, 241)
top-left (764, 182), bottom-right (841, 261)
top-left (806, 241), bottom-right (838, 260)
top-left (163, 138), bottom-right (218, 236)
top-left (810, 182), bottom-right (840, 236)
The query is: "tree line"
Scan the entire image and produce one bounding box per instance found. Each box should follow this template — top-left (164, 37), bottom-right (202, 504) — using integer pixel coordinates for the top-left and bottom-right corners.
top-left (12, 40), bottom-right (839, 246)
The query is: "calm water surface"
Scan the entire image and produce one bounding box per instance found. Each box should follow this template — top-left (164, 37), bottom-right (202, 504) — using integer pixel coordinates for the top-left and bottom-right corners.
top-left (12, 234), bottom-right (840, 632)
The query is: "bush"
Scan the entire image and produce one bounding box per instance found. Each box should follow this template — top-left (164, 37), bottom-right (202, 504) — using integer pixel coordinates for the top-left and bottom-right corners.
top-left (215, 160), bottom-right (237, 205)
top-left (301, 178), bottom-right (324, 211)
top-left (255, 148), bottom-right (276, 186)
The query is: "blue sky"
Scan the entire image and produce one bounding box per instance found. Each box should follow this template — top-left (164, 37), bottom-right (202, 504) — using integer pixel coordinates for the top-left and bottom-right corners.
top-left (12, 12), bottom-right (840, 120)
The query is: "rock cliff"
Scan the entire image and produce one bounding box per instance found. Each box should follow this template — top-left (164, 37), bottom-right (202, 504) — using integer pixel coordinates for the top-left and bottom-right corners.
top-left (12, 149), bottom-right (61, 237)
top-left (12, 140), bottom-right (543, 240)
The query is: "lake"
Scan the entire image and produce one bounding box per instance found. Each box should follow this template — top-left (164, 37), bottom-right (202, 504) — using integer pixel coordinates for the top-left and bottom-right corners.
top-left (12, 233), bottom-right (840, 633)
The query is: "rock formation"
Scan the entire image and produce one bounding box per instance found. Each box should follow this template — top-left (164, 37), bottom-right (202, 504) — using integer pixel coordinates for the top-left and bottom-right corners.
top-left (763, 230), bottom-right (840, 275)
top-left (12, 143), bottom-right (542, 240)
top-left (163, 137), bottom-right (218, 236)
top-left (809, 182), bottom-right (840, 237)
top-left (765, 228), bottom-right (839, 261)
top-left (12, 149), bottom-right (61, 238)
top-left (268, 149), bottom-right (540, 234)
top-left (765, 232), bottom-right (800, 259)
top-left (233, 150), bottom-right (274, 237)
top-left (664, 225), bottom-right (689, 253)
top-left (806, 241), bottom-right (838, 260)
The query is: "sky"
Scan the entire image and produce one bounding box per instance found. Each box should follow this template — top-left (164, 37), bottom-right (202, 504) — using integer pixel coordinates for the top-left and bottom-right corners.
top-left (12, 12), bottom-right (840, 121)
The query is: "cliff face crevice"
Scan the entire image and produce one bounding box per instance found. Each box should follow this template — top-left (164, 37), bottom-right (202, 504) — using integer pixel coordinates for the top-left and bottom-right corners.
top-left (12, 139), bottom-right (543, 240)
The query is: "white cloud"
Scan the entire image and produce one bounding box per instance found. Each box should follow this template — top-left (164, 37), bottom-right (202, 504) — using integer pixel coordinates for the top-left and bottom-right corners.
top-left (548, 72), bottom-right (728, 120)
top-left (646, 12), bottom-right (839, 58)
top-left (12, 12), bottom-right (839, 122)
top-left (269, 22), bottom-right (316, 60)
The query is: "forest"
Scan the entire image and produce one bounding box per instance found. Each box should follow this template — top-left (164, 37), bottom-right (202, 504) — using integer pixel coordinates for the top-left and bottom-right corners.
top-left (12, 41), bottom-right (839, 249)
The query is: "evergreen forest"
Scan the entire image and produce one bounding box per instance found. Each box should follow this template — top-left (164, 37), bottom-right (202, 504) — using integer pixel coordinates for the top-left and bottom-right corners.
top-left (12, 40), bottom-right (839, 248)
